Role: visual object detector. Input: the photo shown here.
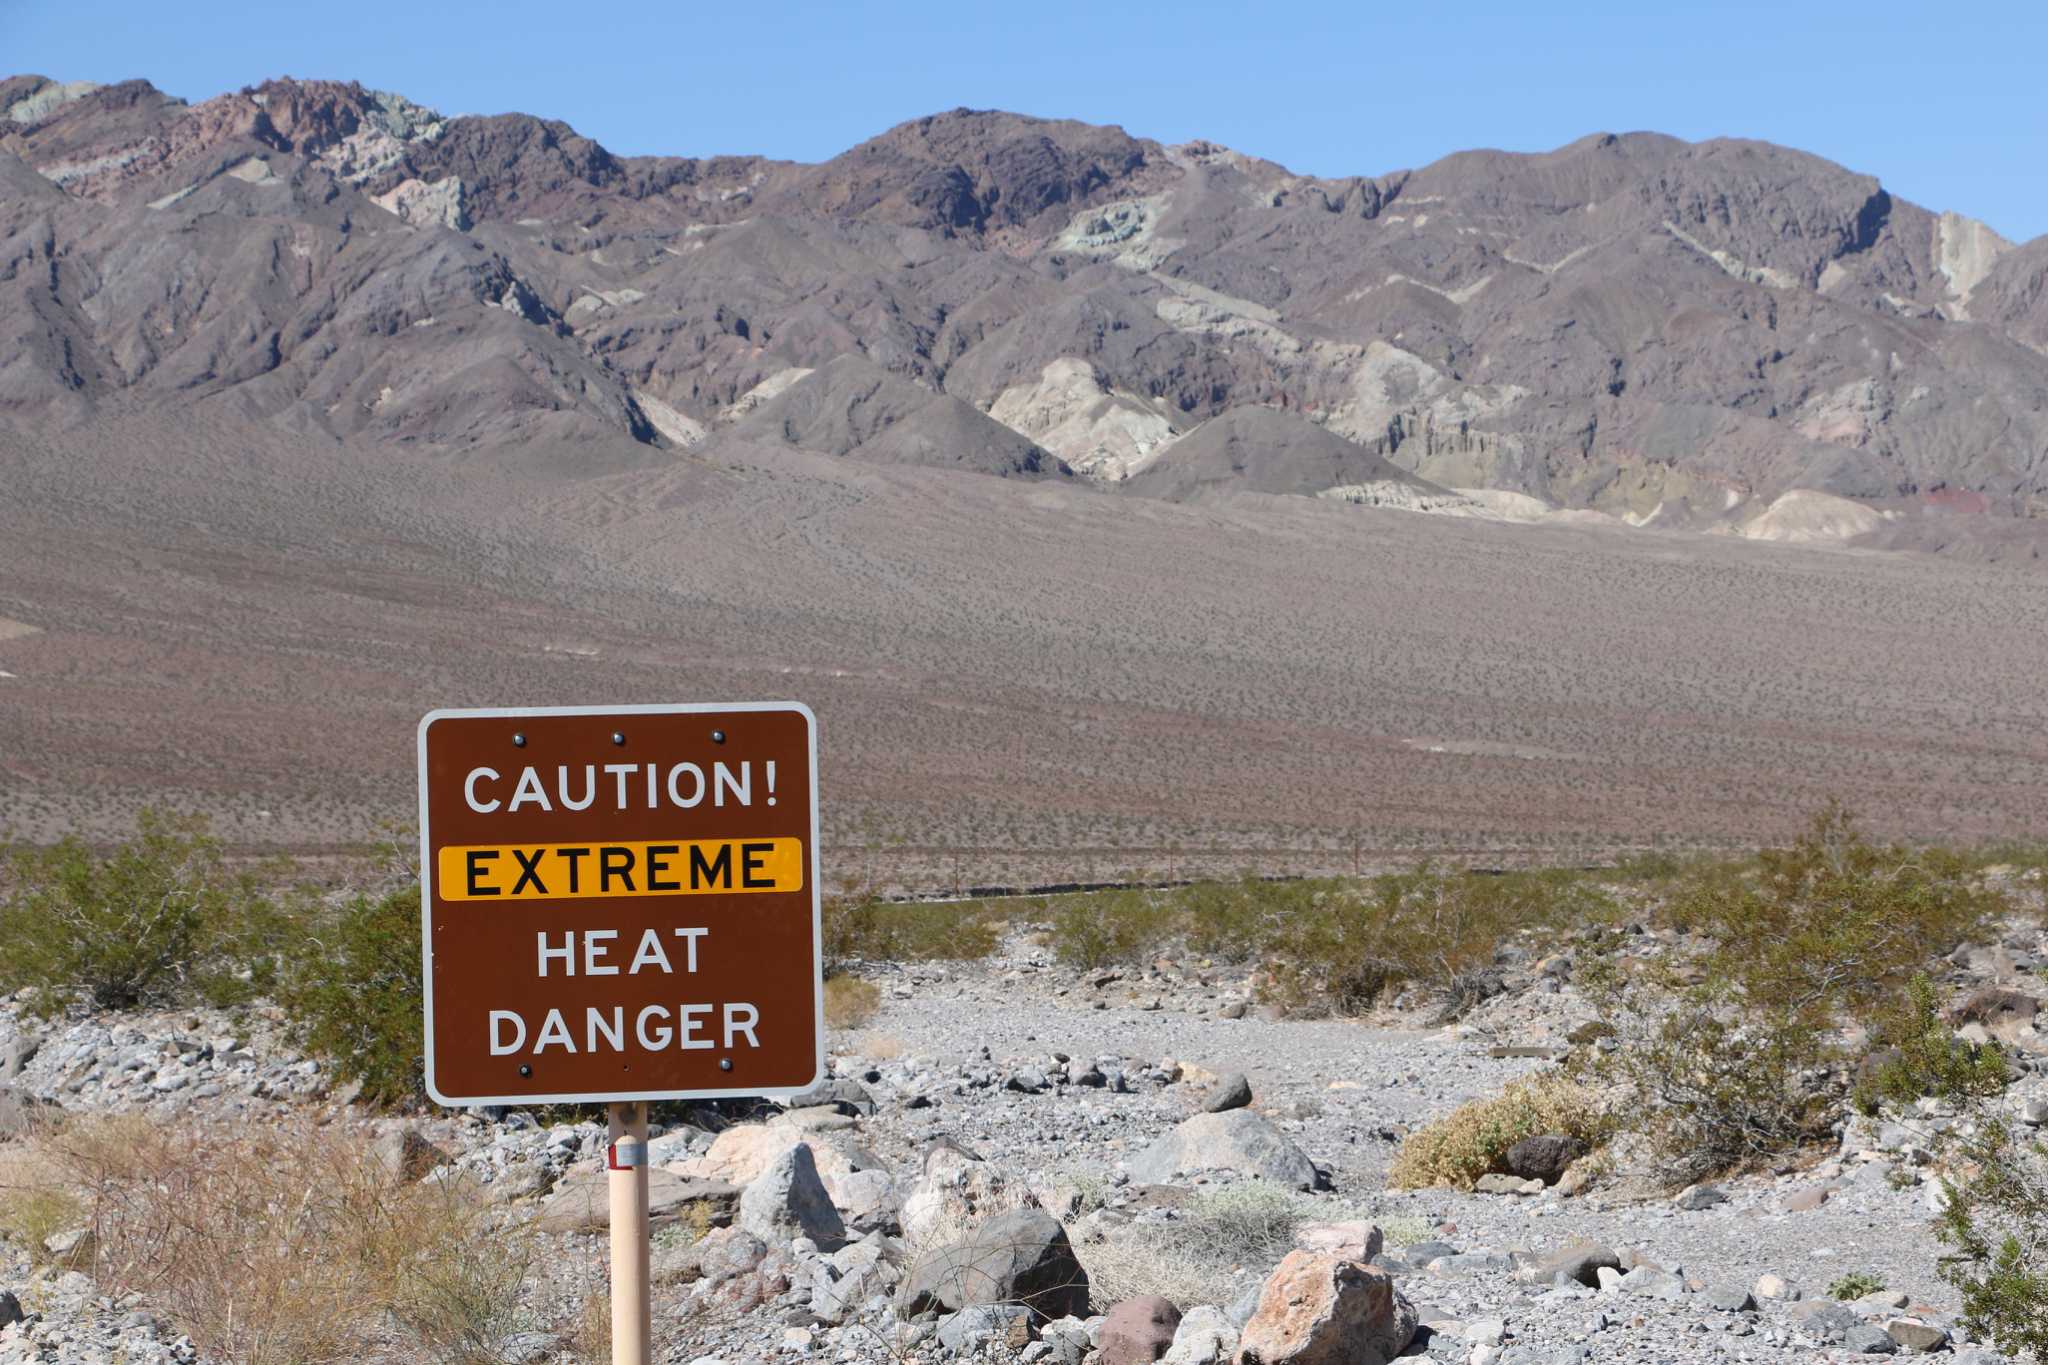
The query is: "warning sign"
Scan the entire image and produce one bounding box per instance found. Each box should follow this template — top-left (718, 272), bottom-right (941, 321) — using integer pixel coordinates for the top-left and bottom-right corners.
top-left (417, 703), bottom-right (822, 1106)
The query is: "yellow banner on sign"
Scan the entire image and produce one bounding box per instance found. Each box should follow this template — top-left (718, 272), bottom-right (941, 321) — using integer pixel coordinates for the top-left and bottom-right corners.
top-left (438, 838), bottom-right (804, 902)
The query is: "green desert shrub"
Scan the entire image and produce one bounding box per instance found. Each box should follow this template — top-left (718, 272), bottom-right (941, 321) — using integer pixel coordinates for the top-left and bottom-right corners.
top-left (1592, 806), bottom-right (2005, 1180)
top-left (1388, 1073), bottom-right (1609, 1189)
top-left (1049, 887), bottom-right (1175, 970)
top-left (1857, 978), bottom-right (2045, 1357)
top-left (1262, 867), bottom-right (1619, 1018)
top-left (1665, 803), bottom-right (1997, 1015)
top-left (1828, 1272), bottom-right (1888, 1301)
top-left (822, 893), bottom-right (1003, 968)
top-left (282, 886), bottom-right (425, 1108)
top-left (0, 810), bottom-right (289, 1015)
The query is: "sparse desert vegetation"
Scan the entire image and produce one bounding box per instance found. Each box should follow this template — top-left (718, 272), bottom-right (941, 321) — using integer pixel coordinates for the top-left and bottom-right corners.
top-left (2, 806), bottom-right (2047, 1362)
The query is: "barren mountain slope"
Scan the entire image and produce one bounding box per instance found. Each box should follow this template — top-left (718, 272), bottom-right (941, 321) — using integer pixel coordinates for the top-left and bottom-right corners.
top-left (3, 74), bottom-right (2047, 554)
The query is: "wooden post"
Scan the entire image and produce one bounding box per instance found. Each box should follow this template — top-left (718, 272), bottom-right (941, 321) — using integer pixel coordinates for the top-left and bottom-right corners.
top-left (608, 1101), bottom-right (651, 1365)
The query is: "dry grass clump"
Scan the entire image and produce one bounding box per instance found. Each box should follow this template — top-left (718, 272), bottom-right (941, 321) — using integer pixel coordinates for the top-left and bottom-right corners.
top-left (0, 1138), bottom-right (87, 1265)
top-left (569, 1286), bottom-right (610, 1364)
top-left (1075, 1226), bottom-right (1249, 1311)
top-left (7, 1114), bottom-right (534, 1365)
top-left (1075, 1183), bottom-right (1347, 1309)
top-left (1388, 1073), bottom-right (1608, 1190)
top-left (824, 974), bottom-right (883, 1029)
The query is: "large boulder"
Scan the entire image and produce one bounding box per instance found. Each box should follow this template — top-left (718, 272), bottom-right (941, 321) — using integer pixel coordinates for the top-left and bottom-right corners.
top-left (676, 1119), bottom-right (886, 1228)
top-left (900, 1143), bottom-right (1036, 1243)
top-left (1101, 1295), bottom-right (1182, 1365)
top-left (1126, 1110), bottom-right (1317, 1189)
top-left (897, 1207), bottom-right (1090, 1320)
top-left (1235, 1251), bottom-right (1417, 1365)
top-left (738, 1143), bottom-right (846, 1247)
top-left (675, 1118), bottom-right (875, 1185)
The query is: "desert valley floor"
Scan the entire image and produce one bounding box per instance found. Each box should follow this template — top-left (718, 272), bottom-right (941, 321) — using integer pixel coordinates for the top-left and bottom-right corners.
top-left (3, 405), bottom-right (2047, 884)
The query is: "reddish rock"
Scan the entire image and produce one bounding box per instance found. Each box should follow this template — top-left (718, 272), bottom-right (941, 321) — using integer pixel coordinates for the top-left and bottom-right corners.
top-left (1100, 1295), bottom-right (1182, 1365)
top-left (1294, 1221), bottom-right (1384, 1261)
top-left (1235, 1251), bottom-right (1417, 1365)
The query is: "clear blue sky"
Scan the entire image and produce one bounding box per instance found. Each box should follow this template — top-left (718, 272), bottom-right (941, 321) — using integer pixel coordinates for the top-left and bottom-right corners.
top-left (6, 0), bottom-right (2044, 242)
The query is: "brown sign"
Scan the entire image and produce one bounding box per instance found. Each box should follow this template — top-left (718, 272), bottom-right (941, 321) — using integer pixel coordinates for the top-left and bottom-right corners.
top-left (416, 703), bottom-right (822, 1106)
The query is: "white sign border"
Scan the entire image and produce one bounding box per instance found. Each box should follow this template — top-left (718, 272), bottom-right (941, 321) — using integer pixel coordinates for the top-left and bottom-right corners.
top-left (416, 701), bottom-right (826, 1109)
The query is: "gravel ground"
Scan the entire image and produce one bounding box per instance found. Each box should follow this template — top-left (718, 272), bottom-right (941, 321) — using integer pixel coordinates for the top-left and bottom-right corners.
top-left (1, 922), bottom-right (2042, 1364)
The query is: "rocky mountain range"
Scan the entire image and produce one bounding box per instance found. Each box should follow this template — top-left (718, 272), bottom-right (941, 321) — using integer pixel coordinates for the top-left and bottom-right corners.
top-left (5, 73), bottom-right (2047, 554)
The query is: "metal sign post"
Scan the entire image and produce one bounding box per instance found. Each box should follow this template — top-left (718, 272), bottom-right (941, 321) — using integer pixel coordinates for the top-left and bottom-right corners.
top-left (417, 702), bottom-right (824, 1365)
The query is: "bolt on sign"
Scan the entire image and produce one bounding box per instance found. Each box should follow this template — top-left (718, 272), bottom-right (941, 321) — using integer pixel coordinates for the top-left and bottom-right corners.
top-left (416, 703), bottom-right (823, 1107)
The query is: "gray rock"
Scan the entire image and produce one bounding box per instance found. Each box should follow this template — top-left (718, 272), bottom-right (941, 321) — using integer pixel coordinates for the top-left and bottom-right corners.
top-left (812, 1240), bottom-right (898, 1323)
top-left (1163, 1305), bottom-right (1239, 1365)
top-left (832, 1166), bottom-right (900, 1235)
top-left (1617, 1266), bottom-right (1685, 1300)
top-left (1007, 1068), bottom-right (1050, 1093)
top-left (1473, 1173), bottom-right (1541, 1195)
top-left (1464, 1316), bottom-right (1507, 1346)
top-left (1401, 1240), bottom-right (1460, 1264)
top-left (0, 1290), bottom-right (20, 1328)
top-left (1503, 1134), bottom-right (1585, 1184)
top-left (42, 1227), bottom-right (90, 1261)
top-left (1522, 1240), bottom-right (1618, 1288)
top-left (1125, 1109), bottom-right (1318, 1189)
top-left (1204, 1073), bottom-right (1253, 1113)
top-left (1700, 1284), bottom-right (1757, 1313)
top-left (689, 1226), bottom-right (769, 1284)
top-left (1227, 1282), bottom-right (1264, 1330)
top-left (1673, 1183), bottom-right (1728, 1210)
top-left (788, 1079), bottom-right (877, 1117)
top-left (938, 1303), bottom-right (1036, 1352)
top-left (1885, 1319), bottom-right (1951, 1353)
top-left (0, 1034), bottom-right (39, 1080)
top-left (738, 1143), bottom-right (846, 1247)
top-left (1843, 1323), bottom-right (1900, 1354)
top-left (1794, 1301), bottom-right (1862, 1343)
top-left (897, 1206), bottom-right (1090, 1320)
top-left (1041, 1316), bottom-right (1093, 1365)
